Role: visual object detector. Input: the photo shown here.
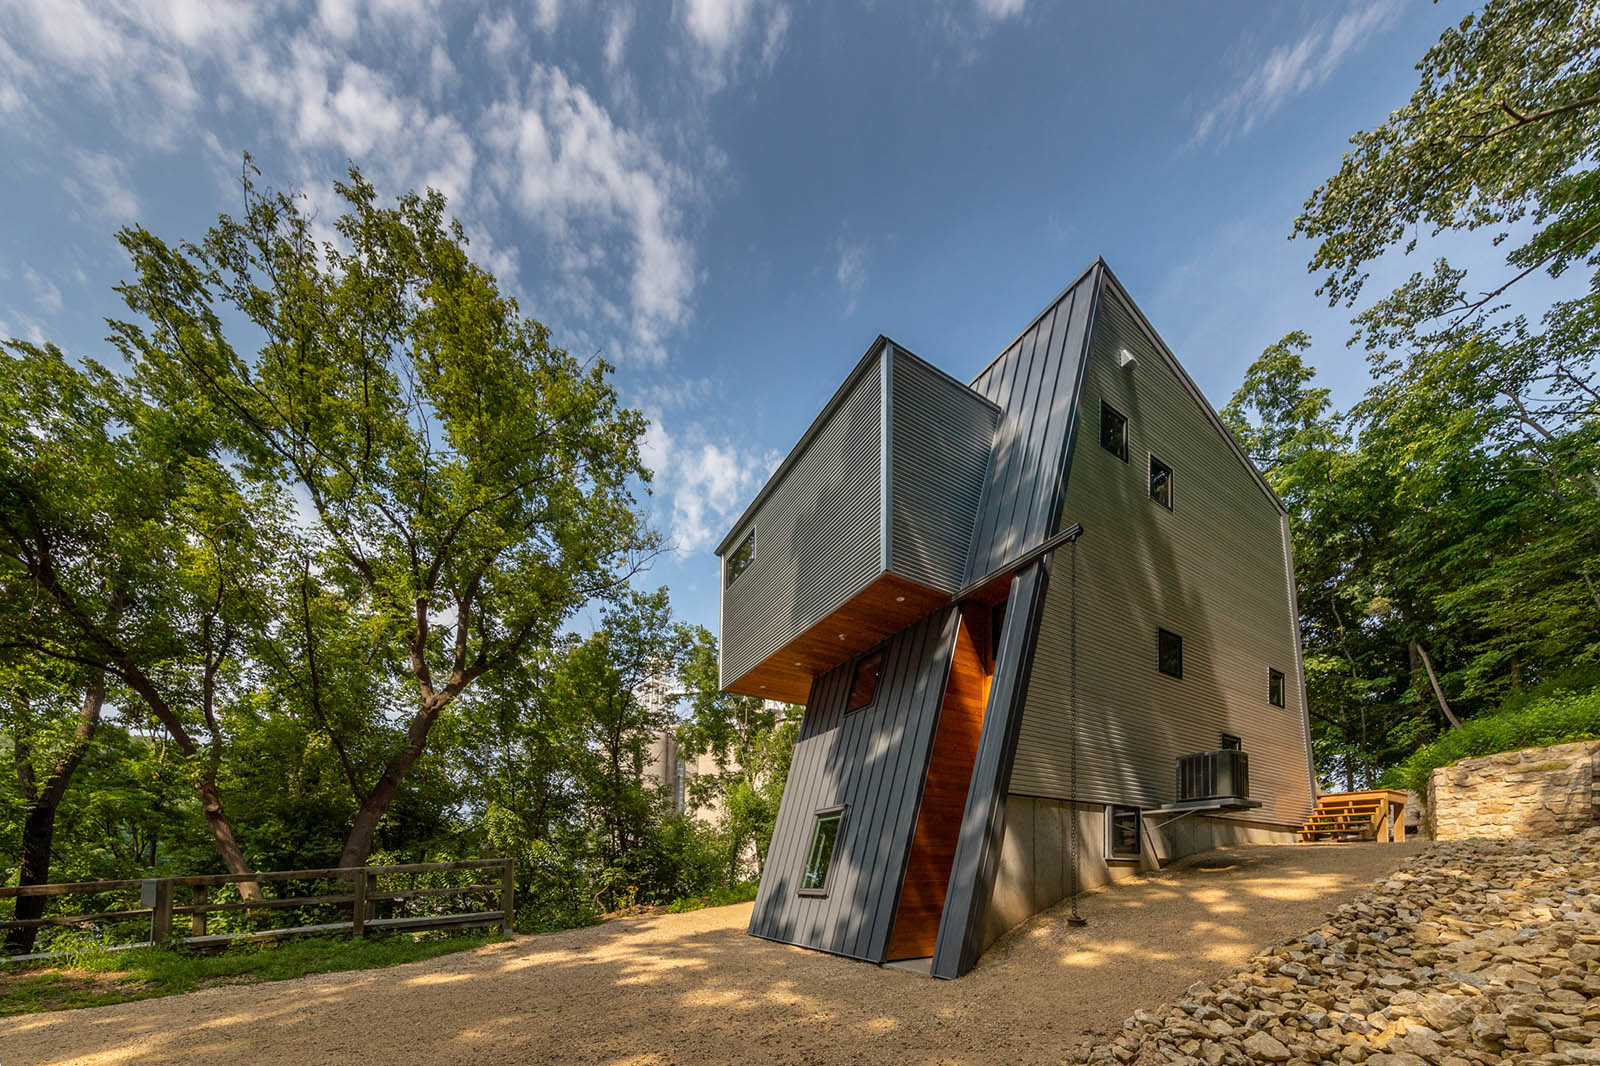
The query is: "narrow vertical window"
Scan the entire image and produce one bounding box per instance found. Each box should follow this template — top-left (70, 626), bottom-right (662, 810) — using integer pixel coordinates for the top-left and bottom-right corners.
top-left (1157, 628), bottom-right (1183, 678)
top-left (800, 807), bottom-right (846, 894)
top-left (1149, 455), bottom-right (1174, 509)
top-left (1100, 402), bottom-right (1128, 461)
top-left (846, 650), bottom-right (883, 713)
top-left (1269, 668), bottom-right (1286, 707)
top-left (725, 530), bottom-right (754, 587)
top-left (1108, 805), bottom-right (1141, 859)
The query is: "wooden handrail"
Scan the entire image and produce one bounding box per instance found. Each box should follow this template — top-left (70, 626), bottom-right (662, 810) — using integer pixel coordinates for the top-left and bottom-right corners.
top-left (0, 858), bottom-right (514, 899)
top-left (2, 858), bottom-right (516, 961)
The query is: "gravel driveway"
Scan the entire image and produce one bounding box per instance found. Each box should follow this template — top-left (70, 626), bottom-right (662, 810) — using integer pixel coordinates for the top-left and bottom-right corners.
top-left (2, 841), bottom-right (1420, 1066)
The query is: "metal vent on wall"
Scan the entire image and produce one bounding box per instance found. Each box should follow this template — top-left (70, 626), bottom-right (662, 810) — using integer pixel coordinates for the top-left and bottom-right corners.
top-left (1176, 748), bottom-right (1250, 803)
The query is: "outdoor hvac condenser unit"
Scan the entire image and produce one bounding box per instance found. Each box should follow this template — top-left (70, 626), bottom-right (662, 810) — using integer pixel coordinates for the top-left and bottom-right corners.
top-left (1176, 748), bottom-right (1250, 803)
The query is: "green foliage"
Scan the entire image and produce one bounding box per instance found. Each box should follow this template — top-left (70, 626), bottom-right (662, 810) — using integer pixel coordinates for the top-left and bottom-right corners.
top-left (0, 933), bottom-right (497, 1016)
top-left (664, 880), bottom-right (759, 913)
top-left (1294, 0), bottom-right (1600, 312)
top-left (1383, 687), bottom-right (1600, 796)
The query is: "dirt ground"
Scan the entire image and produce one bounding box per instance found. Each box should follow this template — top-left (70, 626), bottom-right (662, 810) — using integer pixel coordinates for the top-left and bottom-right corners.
top-left (1, 841), bottom-right (1423, 1066)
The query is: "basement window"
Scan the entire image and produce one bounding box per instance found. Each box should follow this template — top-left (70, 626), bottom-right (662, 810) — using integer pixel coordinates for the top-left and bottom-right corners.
top-left (1149, 455), bottom-right (1174, 510)
top-left (1108, 805), bottom-right (1141, 859)
top-left (1100, 402), bottom-right (1128, 462)
top-left (1158, 628), bottom-right (1183, 679)
top-left (725, 530), bottom-right (754, 588)
top-left (800, 806), bottom-right (847, 895)
top-left (1269, 668), bottom-right (1286, 708)
top-left (846, 649), bottom-right (884, 713)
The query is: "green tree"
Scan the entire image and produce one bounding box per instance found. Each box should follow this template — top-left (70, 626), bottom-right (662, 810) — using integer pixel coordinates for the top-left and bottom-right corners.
top-left (675, 627), bottom-right (794, 880)
top-left (0, 344), bottom-right (273, 892)
top-left (1295, 0), bottom-right (1600, 317)
top-left (110, 163), bottom-right (658, 867)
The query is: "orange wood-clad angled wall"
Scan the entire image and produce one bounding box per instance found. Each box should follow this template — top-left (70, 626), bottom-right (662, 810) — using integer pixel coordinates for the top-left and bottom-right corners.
top-left (886, 611), bottom-right (992, 960)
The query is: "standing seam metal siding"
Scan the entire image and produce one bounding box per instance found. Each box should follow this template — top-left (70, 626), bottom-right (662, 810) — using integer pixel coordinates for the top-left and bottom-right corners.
top-left (719, 362), bottom-right (883, 686)
top-left (887, 347), bottom-right (1000, 592)
top-left (747, 608), bottom-right (959, 961)
top-left (964, 266), bottom-right (1099, 581)
top-left (1008, 286), bottom-right (1314, 828)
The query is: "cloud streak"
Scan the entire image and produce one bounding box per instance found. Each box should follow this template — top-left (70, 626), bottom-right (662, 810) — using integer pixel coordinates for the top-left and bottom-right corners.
top-left (1190, 0), bottom-right (1400, 148)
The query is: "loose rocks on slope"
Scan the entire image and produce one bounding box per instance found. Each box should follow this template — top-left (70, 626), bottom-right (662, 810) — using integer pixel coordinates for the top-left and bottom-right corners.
top-left (1069, 828), bottom-right (1600, 1066)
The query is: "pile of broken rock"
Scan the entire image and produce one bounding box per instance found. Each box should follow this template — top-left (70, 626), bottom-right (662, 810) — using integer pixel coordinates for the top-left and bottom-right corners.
top-left (1070, 829), bottom-right (1600, 1065)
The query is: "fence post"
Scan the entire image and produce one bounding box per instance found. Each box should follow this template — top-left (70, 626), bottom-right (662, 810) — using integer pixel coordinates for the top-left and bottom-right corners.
top-left (500, 860), bottom-right (516, 935)
top-left (351, 869), bottom-right (366, 937)
top-left (192, 884), bottom-right (209, 938)
top-left (143, 879), bottom-right (173, 946)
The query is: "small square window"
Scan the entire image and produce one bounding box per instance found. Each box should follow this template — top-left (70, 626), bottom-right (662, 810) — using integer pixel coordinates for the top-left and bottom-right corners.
top-left (800, 807), bottom-right (846, 895)
top-left (1100, 402), bottom-right (1128, 462)
top-left (1108, 805), bottom-right (1141, 859)
top-left (1269, 668), bottom-right (1286, 708)
top-left (1149, 455), bottom-right (1174, 510)
top-left (1158, 628), bottom-right (1183, 678)
top-left (846, 650), bottom-right (883, 713)
top-left (725, 531), bottom-right (754, 588)
top-left (1219, 733), bottom-right (1243, 752)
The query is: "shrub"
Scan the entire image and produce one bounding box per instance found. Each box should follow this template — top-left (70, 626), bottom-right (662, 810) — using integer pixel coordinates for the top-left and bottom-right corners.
top-left (664, 881), bottom-right (759, 914)
top-left (1382, 687), bottom-right (1600, 796)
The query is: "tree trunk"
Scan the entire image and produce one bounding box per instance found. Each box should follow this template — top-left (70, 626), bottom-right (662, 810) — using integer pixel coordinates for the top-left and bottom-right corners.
top-left (196, 777), bottom-right (261, 898)
top-left (7, 683), bottom-right (106, 955)
top-left (1412, 638), bottom-right (1463, 729)
top-left (7, 800), bottom-right (62, 955)
top-left (338, 698), bottom-right (445, 868)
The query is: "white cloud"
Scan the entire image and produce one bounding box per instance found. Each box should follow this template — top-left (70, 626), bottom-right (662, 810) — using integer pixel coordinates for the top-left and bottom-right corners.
top-left (22, 266), bottom-right (62, 314)
top-left (483, 65), bottom-right (698, 363)
top-left (679, 0), bottom-right (791, 89)
top-left (604, 5), bottom-right (634, 75)
top-left (0, 308), bottom-right (47, 344)
top-left (63, 149), bottom-right (141, 219)
top-left (974, 0), bottom-right (1024, 19)
top-left (1190, 0), bottom-right (1401, 148)
top-left (641, 414), bottom-right (779, 553)
top-left (531, 0), bottom-right (561, 35)
top-left (2, 1), bottom-right (784, 371)
top-left (835, 236), bottom-right (868, 315)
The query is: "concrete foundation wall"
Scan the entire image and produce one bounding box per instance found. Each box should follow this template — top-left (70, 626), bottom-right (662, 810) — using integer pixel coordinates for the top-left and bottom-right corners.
top-left (1427, 741), bottom-right (1600, 840)
top-left (981, 793), bottom-right (1296, 951)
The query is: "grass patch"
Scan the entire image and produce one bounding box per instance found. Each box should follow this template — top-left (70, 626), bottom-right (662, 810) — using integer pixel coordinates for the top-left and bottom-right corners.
top-left (0, 930), bottom-right (499, 1016)
top-left (1382, 687), bottom-right (1600, 796)
top-left (664, 881), bottom-right (758, 914)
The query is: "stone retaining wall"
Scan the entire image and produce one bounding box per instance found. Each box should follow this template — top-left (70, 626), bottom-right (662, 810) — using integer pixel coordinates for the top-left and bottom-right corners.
top-left (1427, 740), bottom-right (1600, 840)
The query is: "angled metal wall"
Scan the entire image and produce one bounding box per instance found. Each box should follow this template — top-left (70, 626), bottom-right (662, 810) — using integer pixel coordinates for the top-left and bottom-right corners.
top-left (748, 607), bottom-right (959, 962)
top-left (887, 346), bottom-right (999, 592)
top-left (1009, 282), bottom-right (1314, 830)
top-left (964, 264), bottom-right (1100, 580)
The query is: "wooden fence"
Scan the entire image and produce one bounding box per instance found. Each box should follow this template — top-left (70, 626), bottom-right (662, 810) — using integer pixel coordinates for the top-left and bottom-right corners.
top-left (1, 858), bottom-right (514, 961)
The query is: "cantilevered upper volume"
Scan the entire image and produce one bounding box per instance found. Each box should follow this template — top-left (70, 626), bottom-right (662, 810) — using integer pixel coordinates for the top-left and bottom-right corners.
top-left (715, 337), bottom-right (1003, 704)
top-left (717, 260), bottom-right (1316, 978)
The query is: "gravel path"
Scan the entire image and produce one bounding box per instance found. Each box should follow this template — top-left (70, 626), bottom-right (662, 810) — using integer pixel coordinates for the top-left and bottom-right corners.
top-left (1, 842), bottom-right (1418, 1066)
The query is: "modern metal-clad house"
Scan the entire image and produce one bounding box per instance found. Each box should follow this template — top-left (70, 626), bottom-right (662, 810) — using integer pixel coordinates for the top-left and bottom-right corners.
top-left (716, 260), bottom-right (1317, 978)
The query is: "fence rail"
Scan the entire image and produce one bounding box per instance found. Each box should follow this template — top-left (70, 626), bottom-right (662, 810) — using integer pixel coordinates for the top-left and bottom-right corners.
top-left (1, 858), bottom-right (514, 961)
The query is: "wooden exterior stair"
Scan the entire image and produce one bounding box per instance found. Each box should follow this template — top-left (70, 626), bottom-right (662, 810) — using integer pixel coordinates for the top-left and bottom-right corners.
top-left (1298, 790), bottom-right (1409, 843)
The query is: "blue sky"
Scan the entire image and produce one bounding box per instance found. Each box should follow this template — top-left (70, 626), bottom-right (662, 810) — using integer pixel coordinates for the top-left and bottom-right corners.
top-left (0, 0), bottom-right (1528, 636)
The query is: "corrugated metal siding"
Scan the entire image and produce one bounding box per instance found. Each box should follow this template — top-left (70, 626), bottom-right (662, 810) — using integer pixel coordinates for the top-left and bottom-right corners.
top-left (888, 347), bottom-right (999, 592)
top-left (964, 266), bottom-right (1098, 581)
top-left (1008, 286), bottom-right (1315, 828)
top-left (748, 607), bottom-right (959, 962)
top-left (720, 362), bottom-right (884, 687)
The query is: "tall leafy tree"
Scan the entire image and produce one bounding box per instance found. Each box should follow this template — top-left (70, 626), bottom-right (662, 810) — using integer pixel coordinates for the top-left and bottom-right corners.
top-left (0, 344), bottom-right (272, 891)
top-left (675, 626), bottom-right (794, 880)
top-left (110, 164), bottom-right (658, 866)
